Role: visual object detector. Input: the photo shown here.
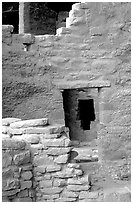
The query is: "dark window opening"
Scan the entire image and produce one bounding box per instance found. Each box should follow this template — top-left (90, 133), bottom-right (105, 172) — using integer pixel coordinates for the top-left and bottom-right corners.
top-left (2, 2), bottom-right (19, 34)
top-left (77, 99), bottom-right (95, 130)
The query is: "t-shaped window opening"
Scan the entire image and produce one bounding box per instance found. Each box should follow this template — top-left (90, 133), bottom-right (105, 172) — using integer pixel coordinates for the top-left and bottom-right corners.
top-left (77, 99), bottom-right (96, 130)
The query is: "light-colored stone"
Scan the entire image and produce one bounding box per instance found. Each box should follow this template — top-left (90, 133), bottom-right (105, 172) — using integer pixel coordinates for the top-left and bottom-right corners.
top-left (53, 179), bottom-right (67, 187)
top-left (3, 178), bottom-right (19, 191)
top-left (62, 190), bottom-right (79, 198)
top-left (2, 138), bottom-right (26, 150)
top-left (79, 191), bottom-right (99, 199)
top-left (42, 194), bottom-right (59, 200)
top-left (67, 163), bottom-right (81, 169)
top-left (13, 134), bottom-right (40, 144)
top-left (46, 164), bottom-right (61, 172)
top-left (56, 197), bottom-right (77, 202)
top-left (34, 165), bottom-right (46, 173)
top-left (39, 180), bottom-right (52, 188)
top-left (41, 136), bottom-right (66, 147)
top-left (21, 171), bottom-right (32, 180)
top-left (33, 155), bottom-right (54, 166)
top-left (47, 147), bottom-right (72, 156)
top-left (12, 197), bottom-right (32, 202)
top-left (52, 168), bottom-right (83, 178)
top-left (67, 184), bottom-right (90, 191)
top-left (2, 118), bottom-right (21, 126)
top-left (40, 187), bottom-right (63, 194)
top-left (67, 175), bottom-right (89, 185)
top-left (2, 126), bottom-right (11, 134)
top-left (13, 150), bottom-right (31, 165)
top-left (10, 118), bottom-right (48, 129)
top-left (20, 180), bottom-right (32, 190)
top-left (54, 154), bottom-right (69, 164)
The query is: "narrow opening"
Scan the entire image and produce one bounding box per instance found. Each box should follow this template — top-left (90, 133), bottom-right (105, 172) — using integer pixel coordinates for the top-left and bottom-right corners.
top-left (77, 99), bottom-right (95, 130)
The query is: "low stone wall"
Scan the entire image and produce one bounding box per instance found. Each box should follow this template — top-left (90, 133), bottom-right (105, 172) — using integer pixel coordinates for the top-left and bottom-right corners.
top-left (2, 117), bottom-right (102, 202)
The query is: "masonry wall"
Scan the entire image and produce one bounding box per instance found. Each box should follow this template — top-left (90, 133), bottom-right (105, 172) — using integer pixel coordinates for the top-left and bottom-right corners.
top-left (2, 117), bottom-right (103, 202)
top-left (2, 2), bottom-right (131, 182)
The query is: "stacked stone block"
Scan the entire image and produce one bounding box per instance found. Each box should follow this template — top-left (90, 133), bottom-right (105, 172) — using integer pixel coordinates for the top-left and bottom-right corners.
top-left (2, 137), bottom-right (33, 202)
top-left (2, 117), bottom-right (102, 202)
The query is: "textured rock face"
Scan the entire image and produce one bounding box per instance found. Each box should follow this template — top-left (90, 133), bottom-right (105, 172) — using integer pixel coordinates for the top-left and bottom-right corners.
top-left (2, 2), bottom-right (131, 202)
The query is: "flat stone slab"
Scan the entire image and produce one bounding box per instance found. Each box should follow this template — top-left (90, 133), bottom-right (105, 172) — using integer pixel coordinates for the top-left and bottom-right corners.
top-left (2, 118), bottom-right (21, 126)
top-left (10, 118), bottom-right (48, 129)
top-left (55, 80), bottom-right (111, 90)
top-left (73, 147), bottom-right (98, 162)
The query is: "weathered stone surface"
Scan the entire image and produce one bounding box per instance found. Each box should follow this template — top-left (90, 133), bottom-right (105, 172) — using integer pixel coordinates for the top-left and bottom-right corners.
top-left (2, 138), bottom-right (26, 150)
top-left (39, 180), bottom-right (53, 188)
top-left (40, 187), bottom-right (63, 194)
top-left (3, 178), bottom-right (20, 191)
top-left (67, 163), bottom-right (81, 169)
top-left (62, 190), bottom-right (79, 198)
top-left (25, 124), bottom-right (67, 134)
top-left (34, 165), bottom-right (46, 173)
top-left (41, 137), bottom-right (66, 147)
top-left (39, 133), bottom-right (61, 139)
top-left (67, 184), bottom-right (90, 191)
top-left (9, 128), bottom-right (26, 135)
top-left (2, 118), bottom-right (21, 126)
top-left (47, 147), bottom-right (72, 156)
top-left (22, 33), bottom-right (35, 44)
top-left (21, 171), bottom-right (32, 180)
top-left (2, 189), bottom-right (19, 197)
top-left (42, 194), bottom-right (60, 200)
top-left (79, 191), bottom-right (99, 199)
top-left (52, 168), bottom-right (83, 178)
top-left (46, 164), bottom-right (61, 172)
top-left (17, 189), bottom-right (28, 197)
top-left (12, 197), bottom-right (32, 202)
top-left (54, 154), bottom-right (69, 164)
top-left (56, 197), bottom-right (77, 202)
top-left (2, 153), bottom-right (12, 168)
top-left (20, 164), bottom-right (33, 171)
top-left (13, 150), bottom-right (31, 165)
top-left (13, 134), bottom-right (40, 144)
top-left (2, 167), bottom-right (14, 179)
top-left (2, 133), bottom-right (10, 138)
top-left (20, 180), bottom-right (32, 190)
top-left (53, 178), bottom-right (67, 187)
top-left (67, 175), bottom-right (89, 185)
top-left (2, 126), bottom-right (11, 134)
top-left (10, 118), bottom-right (48, 129)
top-left (33, 155), bottom-right (54, 166)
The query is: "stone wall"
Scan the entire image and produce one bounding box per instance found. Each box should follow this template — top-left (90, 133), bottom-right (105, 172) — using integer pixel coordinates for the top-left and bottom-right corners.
top-left (2, 2), bottom-right (131, 189)
top-left (2, 117), bottom-right (103, 202)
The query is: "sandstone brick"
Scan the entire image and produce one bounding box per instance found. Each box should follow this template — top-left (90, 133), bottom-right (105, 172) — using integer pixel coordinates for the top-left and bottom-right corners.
top-left (42, 194), bottom-right (59, 200)
top-left (79, 191), bottom-right (99, 199)
top-left (2, 118), bottom-right (21, 126)
top-left (53, 178), bottom-right (67, 187)
top-left (10, 118), bottom-right (48, 129)
top-left (56, 197), bottom-right (77, 202)
top-left (67, 163), bottom-right (81, 169)
top-left (39, 180), bottom-right (52, 188)
top-left (41, 187), bottom-right (63, 194)
top-left (2, 126), bottom-right (11, 134)
top-left (67, 184), bottom-right (90, 191)
top-left (2, 153), bottom-right (12, 168)
top-left (20, 180), bottom-right (32, 190)
top-left (17, 189), bottom-right (28, 197)
top-left (62, 190), bottom-right (79, 198)
top-left (46, 164), bottom-right (61, 172)
top-left (33, 155), bottom-right (54, 166)
top-left (39, 133), bottom-right (61, 139)
top-left (41, 137), bottom-right (65, 147)
top-left (47, 147), bottom-right (72, 156)
top-left (13, 134), bottom-right (40, 144)
top-left (13, 150), bottom-right (31, 165)
top-left (20, 164), bottom-right (33, 171)
top-left (34, 165), bottom-right (46, 173)
top-left (67, 175), bottom-right (89, 185)
top-left (54, 154), bottom-right (69, 164)
top-left (12, 197), bottom-right (32, 202)
top-left (2, 189), bottom-right (20, 197)
top-left (21, 171), bottom-right (32, 180)
top-left (9, 128), bottom-right (26, 135)
top-left (2, 138), bottom-right (26, 150)
top-left (2, 167), bottom-right (14, 179)
top-left (53, 168), bottom-right (83, 178)
top-left (3, 178), bottom-right (19, 191)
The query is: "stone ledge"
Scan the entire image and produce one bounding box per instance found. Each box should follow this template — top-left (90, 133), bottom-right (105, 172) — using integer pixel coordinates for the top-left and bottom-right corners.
top-left (54, 80), bottom-right (111, 90)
